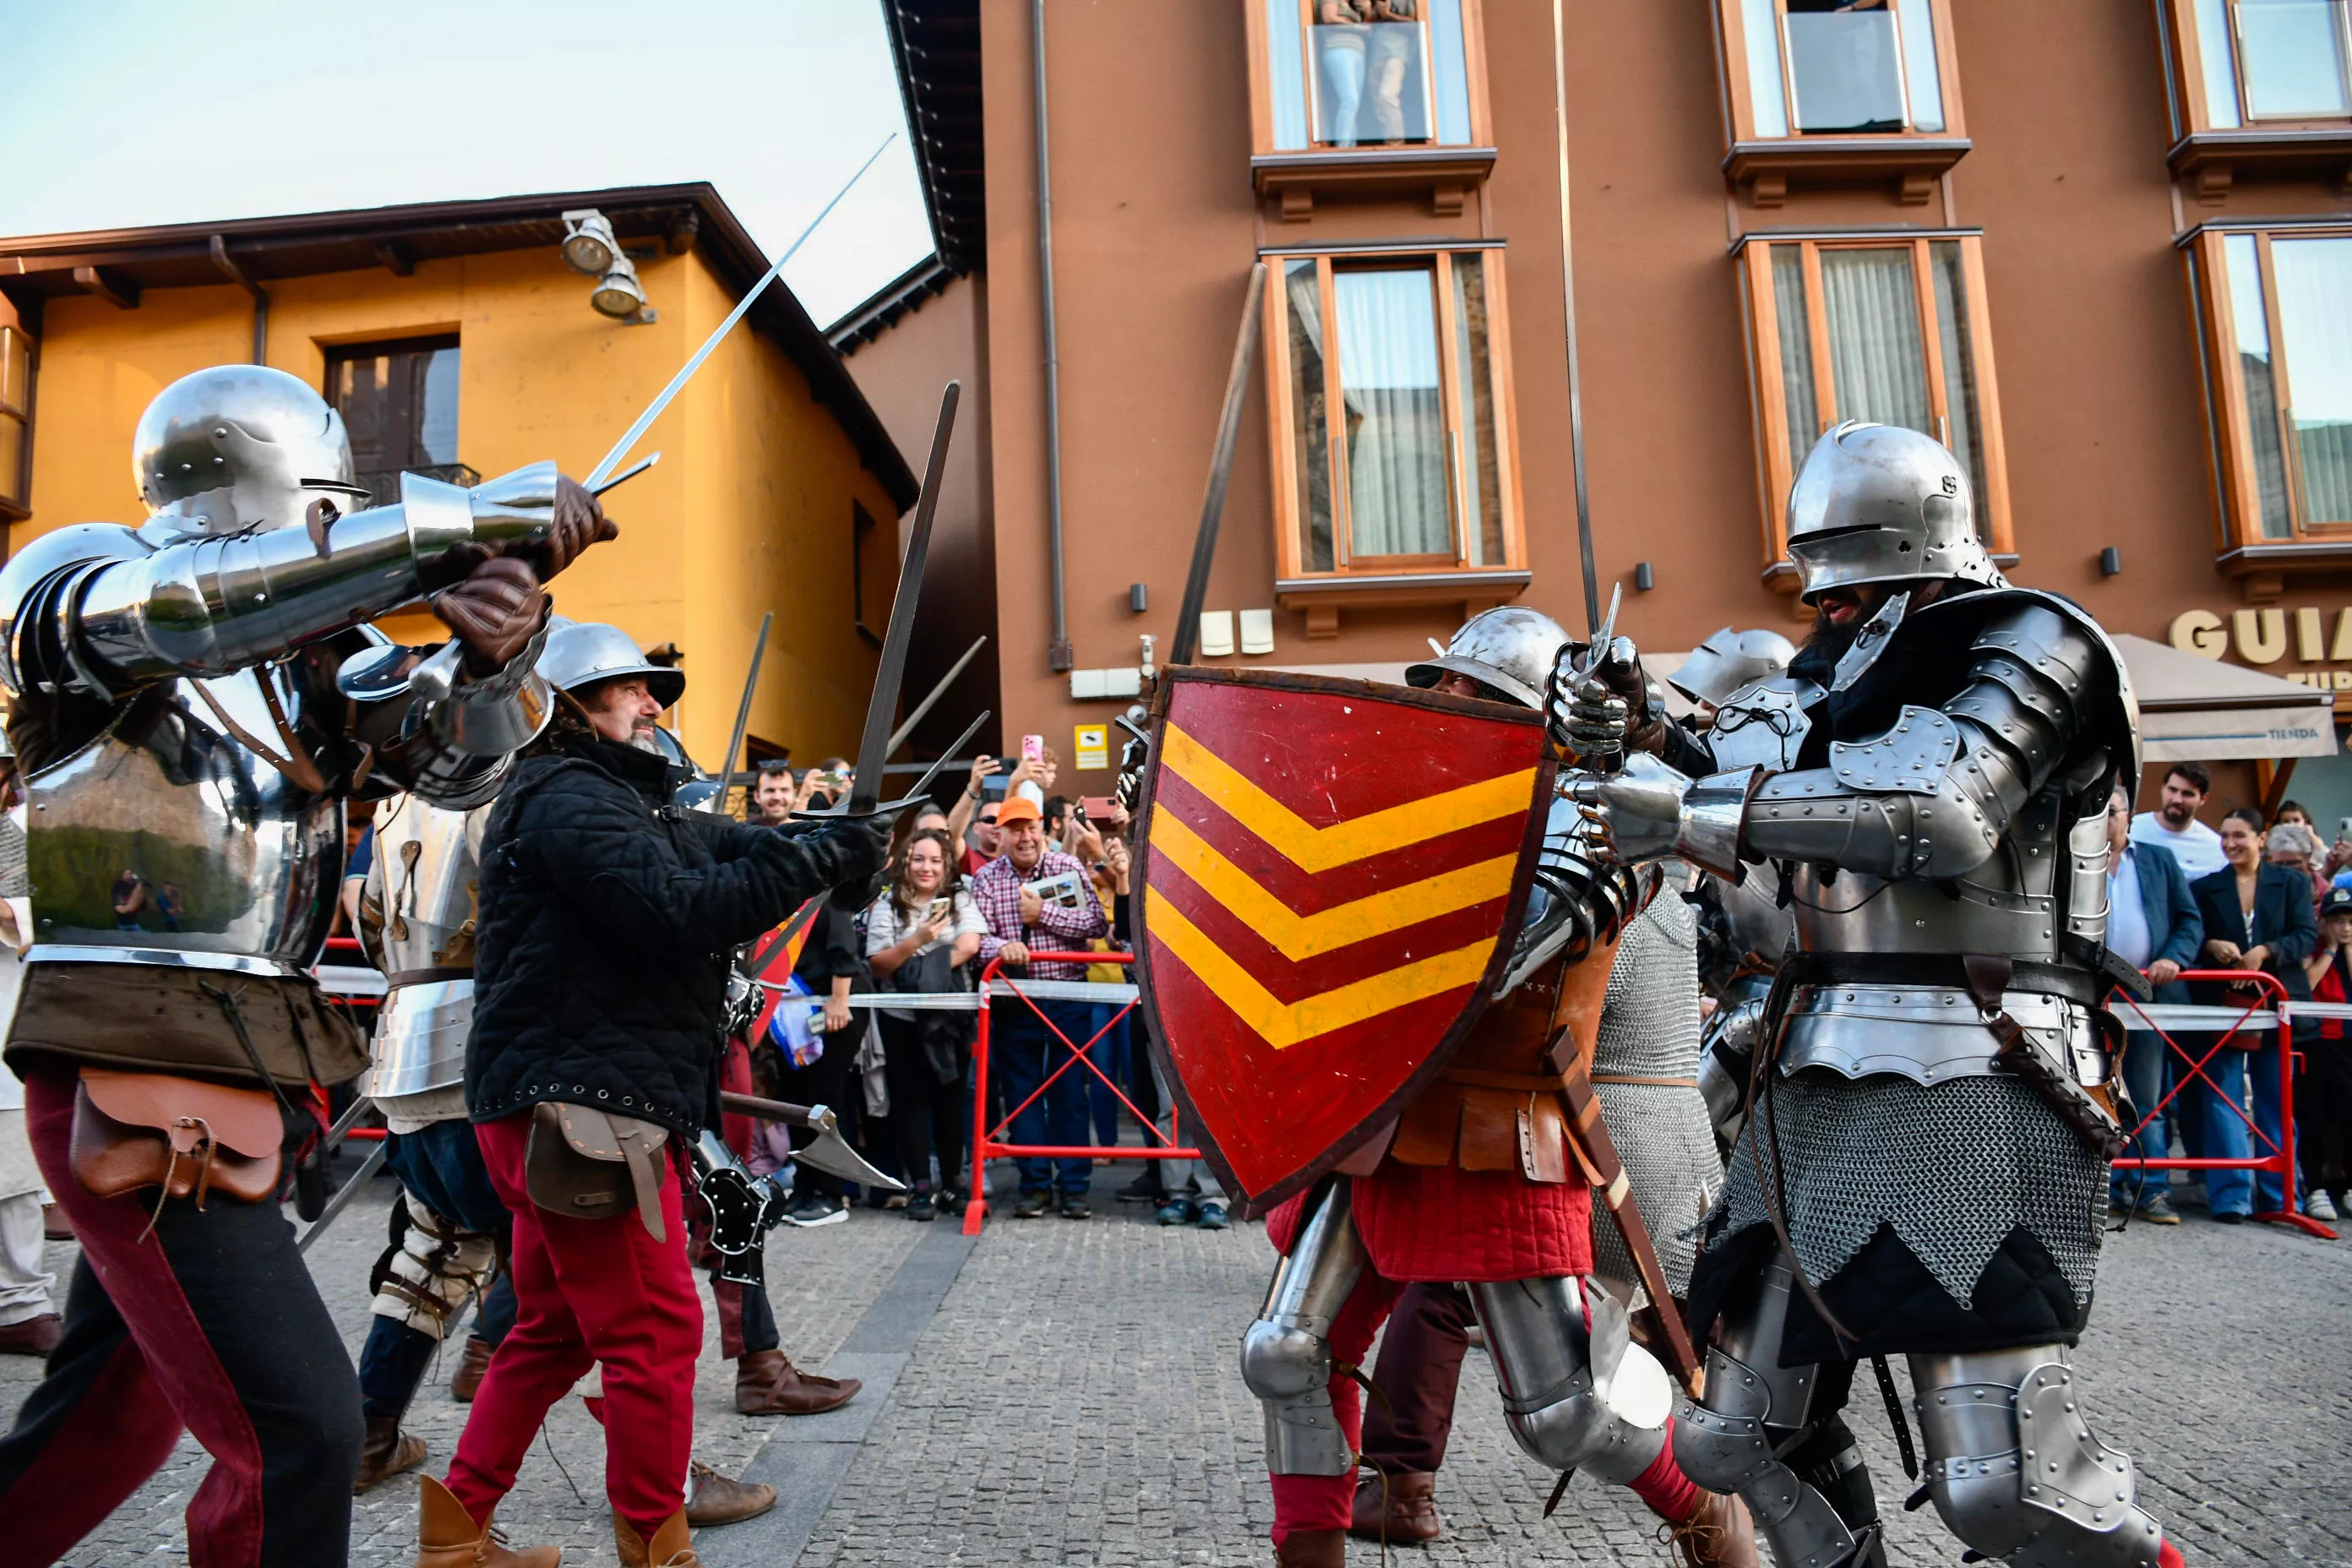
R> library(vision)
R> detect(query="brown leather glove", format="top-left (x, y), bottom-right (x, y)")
top-left (431, 557), bottom-right (549, 674)
top-left (524, 475), bottom-right (618, 580)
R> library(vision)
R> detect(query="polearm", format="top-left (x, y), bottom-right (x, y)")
top-left (887, 635), bottom-right (986, 756)
top-left (1167, 263), bottom-right (1268, 668)
top-left (708, 611), bottom-right (774, 815)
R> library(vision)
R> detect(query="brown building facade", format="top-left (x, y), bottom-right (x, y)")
top-left (848, 0), bottom-right (2352, 824)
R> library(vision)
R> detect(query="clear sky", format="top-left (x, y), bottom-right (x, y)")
top-left (0, 0), bottom-right (934, 328)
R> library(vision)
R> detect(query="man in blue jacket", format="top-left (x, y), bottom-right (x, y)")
top-left (2105, 780), bottom-right (2202, 1222)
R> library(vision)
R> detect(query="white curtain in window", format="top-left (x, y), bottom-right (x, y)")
top-left (1335, 268), bottom-right (1451, 558)
top-left (2272, 235), bottom-right (2352, 524)
top-left (1820, 248), bottom-right (1932, 437)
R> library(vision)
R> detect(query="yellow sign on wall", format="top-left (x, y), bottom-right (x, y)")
top-left (1074, 723), bottom-right (1108, 770)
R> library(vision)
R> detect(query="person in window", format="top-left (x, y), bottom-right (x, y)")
top-left (2189, 807), bottom-right (2318, 1222)
top-left (2298, 887), bottom-right (2352, 1223)
top-left (867, 828), bottom-right (984, 1221)
top-left (1364, 0), bottom-right (1421, 143)
top-left (1314, 0), bottom-right (1372, 146)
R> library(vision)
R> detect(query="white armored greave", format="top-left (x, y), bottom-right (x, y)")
top-left (1467, 1273), bottom-right (1675, 1484)
top-left (1239, 1179), bottom-right (1367, 1476)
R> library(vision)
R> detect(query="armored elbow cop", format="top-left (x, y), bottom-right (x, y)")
top-left (60, 464), bottom-right (565, 696)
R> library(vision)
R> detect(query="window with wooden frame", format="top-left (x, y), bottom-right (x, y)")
top-left (324, 335), bottom-right (465, 508)
top-left (2182, 0), bottom-right (2352, 129)
top-left (1738, 232), bottom-right (2012, 578)
top-left (2187, 225), bottom-right (2352, 556)
top-left (1263, 247), bottom-right (1523, 589)
top-left (1718, 0), bottom-right (1967, 202)
top-left (0, 315), bottom-right (32, 521)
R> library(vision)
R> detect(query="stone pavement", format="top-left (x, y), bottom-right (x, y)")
top-left (8, 1157), bottom-right (2351, 1565)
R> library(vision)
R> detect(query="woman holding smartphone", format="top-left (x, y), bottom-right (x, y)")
top-left (867, 828), bottom-right (986, 1218)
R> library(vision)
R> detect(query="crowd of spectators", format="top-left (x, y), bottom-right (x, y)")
top-left (2124, 760), bottom-right (2352, 1227)
top-left (720, 749), bottom-right (1224, 1232)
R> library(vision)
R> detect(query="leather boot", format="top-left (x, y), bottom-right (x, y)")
top-left (683, 1460), bottom-right (775, 1527)
top-left (1667, 1491), bottom-right (1761, 1568)
top-left (450, 1337), bottom-right (495, 1402)
top-left (356, 1415), bottom-right (428, 1493)
top-left (614, 1509), bottom-right (700, 1567)
top-left (734, 1348), bottom-right (862, 1416)
top-left (1347, 1469), bottom-right (1440, 1544)
top-left (414, 1474), bottom-right (561, 1568)
top-left (1273, 1527), bottom-right (1346, 1567)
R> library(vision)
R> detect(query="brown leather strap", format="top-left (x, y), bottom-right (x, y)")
top-left (384, 966), bottom-right (471, 988)
top-left (1589, 1074), bottom-right (1700, 1087)
top-left (1436, 1064), bottom-right (1574, 1092)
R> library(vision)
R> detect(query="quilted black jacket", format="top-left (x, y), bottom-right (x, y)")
top-left (466, 733), bottom-right (884, 1137)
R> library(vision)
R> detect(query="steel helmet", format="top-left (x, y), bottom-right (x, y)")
top-left (1406, 605), bottom-right (1571, 710)
top-left (1669, 626), bottom-right (1797, 708)
top-left (132, 365), bottom-right (366, 537)
top-left (540, 621), bottom-right (685, 707)
top-left (1783, 421), bottom-right (2004, 602)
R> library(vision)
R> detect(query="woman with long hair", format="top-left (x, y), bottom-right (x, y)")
top-left (866, 827), bottom-right (984, 1218)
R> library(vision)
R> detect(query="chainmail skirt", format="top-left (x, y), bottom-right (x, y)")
top-left (1702, 1070), bottom-right (2105, 1350)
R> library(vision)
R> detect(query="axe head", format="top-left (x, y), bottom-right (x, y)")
top-left (793, 1103), bottom-right (908, 1194)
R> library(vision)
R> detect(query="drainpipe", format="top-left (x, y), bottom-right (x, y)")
top-left (209, 235), bottom-right (269, 365)
top-left (1034, 0), bottom-right (1072, 672)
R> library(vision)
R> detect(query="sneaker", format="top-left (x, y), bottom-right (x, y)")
top-left (907, 1190), bottom-right (938, 1222)
top-left (2138, 1194), bottom-right (2181, 1225)
top-left (1117, 1172), bottom-right (1167, 1205)
top-left (784, 1194), bottom-right (847, 1228)
top-left (1013, 1190), bottom-right (1053, 1219)
top-left (1157, 1197), bottom-right (1195, 1226)
top-left (883, 1192), bottom-right (911, 1211)
top-left (1195, 1201), bottom-right (1229, 1230)
top-left (1059, 1195), bottom-right (1092, 1220)
top-left (2306, 1190), bottom-right (2340, 1222)
top-left (2213, 1210), bottom-right (2246, 1226)
top-left (936, 1186), bottom-right (966, 1217)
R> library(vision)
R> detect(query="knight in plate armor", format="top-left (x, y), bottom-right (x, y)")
top-left (0, 364), bottom-right (611, 1568)
top-left (1566, 421), bottom-right (2183, 1568)
top-left (1240, 607), bottom-right (1758, 1568)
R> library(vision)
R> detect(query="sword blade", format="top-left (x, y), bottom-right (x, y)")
top-left (582, 137), bottom-right (896, 490)
top-left (873, 708), bottom-right (989, 814)
top-left (886, 635), bottom-right (987, 757)
top-left (296, 1139), bottom-right (389, 1255)
top-left (848, 382), bottom-right (961, 813)
top-left (710, 611), bottom-right (773, 815)
top-left (1168, 263), bottom-right (1269, 668)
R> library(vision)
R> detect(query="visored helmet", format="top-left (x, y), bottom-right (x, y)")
top-left (1406, 605), bottom-right (1571, 710)
top-left (132, 365), bottom-right (367, 537)
top-left (540, 621), bottom-right (685, 707)
top-left (1783, 421), bottom-right (2004, 602)
top-left (1669, 626), bottom-right (1797, 707)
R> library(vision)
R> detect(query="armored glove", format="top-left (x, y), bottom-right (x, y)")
top-left (1115, 726), bottom-right (1150, 814)
top-left (1567, 754), bottom-right (1754, 879)
top-left (432, 472), bottom-right (618, 587)
top-left (1546, 635), bottom-right (1665, 766)
top-left (431, 557), bottom-right (550, 674)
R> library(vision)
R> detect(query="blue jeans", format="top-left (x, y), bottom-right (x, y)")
top-left (2184, 1044), bottom-right (2257, 1216)
top-left (2249, 1037), bottom-right (2297, 1213)
top-left (1084, 1004), bottom-right (1134, 1150)
top-left (994, 998), bottom-right (1093, 1196)
top-left (2110, 1029), bottom-right (2170, 1207)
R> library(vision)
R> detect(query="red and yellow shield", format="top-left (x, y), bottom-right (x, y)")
top-left (1135, 668), bottom-right (1550, 1207)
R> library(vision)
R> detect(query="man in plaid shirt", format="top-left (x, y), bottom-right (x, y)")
top-left (971, 794), bottom-right (1109, 1217)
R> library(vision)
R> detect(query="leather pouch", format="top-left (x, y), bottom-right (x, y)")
top-left (525, 1102), bottom-right (670, 1241)
top-left (68, 1069), bottom-right (283, 1206)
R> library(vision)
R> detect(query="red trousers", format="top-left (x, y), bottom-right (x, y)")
top-left (445, 1112), bottom-right (701, 1538)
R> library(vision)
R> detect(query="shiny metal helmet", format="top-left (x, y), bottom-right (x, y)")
top-left (1669, 626), bottom-right (1797, 708)
top-left (132, 365), bottom-right (367, 538)
top-left (539, 620), bottom-right (685, 707)
top-left (1783, 421), bottom-right (2005, 602)
top-left (1406, 605), bottom-right (1571, 710)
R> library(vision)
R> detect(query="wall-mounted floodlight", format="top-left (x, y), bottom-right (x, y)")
top-left (560, 210), bottom-right (619, 275)
top-left (591, 256), bottom-right (649, 319)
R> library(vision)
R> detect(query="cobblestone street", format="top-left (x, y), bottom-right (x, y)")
top-left (9, 1157), bottom-right (2350, 1567)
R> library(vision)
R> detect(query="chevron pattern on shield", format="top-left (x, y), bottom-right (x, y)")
top-left (1135, 667), bottom-right (1550, 1207)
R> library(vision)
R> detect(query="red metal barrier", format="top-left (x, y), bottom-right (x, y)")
top-left (2109, 967), bottom-right (2336, 1239)
top-left (963, 951), bottom-right (1200, 1234)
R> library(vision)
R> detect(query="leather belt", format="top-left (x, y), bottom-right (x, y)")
top-left (384, 966), bottom-right (472, 988)
top-left (1788, 950), bottom-right (2098, 1008)
top-left (1435, 1064), bottom-right (1573, 1093)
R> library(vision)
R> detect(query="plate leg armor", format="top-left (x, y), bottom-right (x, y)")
top-left (1910, 1348), bottom-right (2166, 1565)
top-left (1674, 1259), bottom-right (1886, 1568)
top-left (372, 1192), bottom-right (497, 1338)
top-left (1467, 1275), bottom-right (1673, 1484)
top-left (1239, 1179), bottom-right (1366, 1476)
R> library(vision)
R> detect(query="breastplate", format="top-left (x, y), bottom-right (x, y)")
top-left (362, 798), bottom-right (482, 1100)
top-left (24, 666), bottom-right (340, 977)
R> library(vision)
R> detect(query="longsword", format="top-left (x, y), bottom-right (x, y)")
top-left (709, 611), bottom-right (773, 815)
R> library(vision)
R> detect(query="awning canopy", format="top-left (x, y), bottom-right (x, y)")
top-left (2113, 633), bottom-right (2339, 761)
